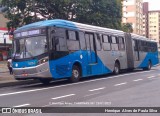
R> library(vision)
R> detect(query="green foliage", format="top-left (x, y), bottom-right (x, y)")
top-left (0, 0), bottom-right (122, 30)
top-left (122, 23), bottom-right (133, 33)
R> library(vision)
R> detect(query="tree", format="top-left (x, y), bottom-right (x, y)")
top-left (122, 23), bottom-right (133, 33)
top-left (75, 0), bottom-right (122, 29)
top-left (0, 0), bottom-right (122, 30)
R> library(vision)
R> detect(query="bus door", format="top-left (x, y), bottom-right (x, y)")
top-left (85, 33), bottom-right (97, 64)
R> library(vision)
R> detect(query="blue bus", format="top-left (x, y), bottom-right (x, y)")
top-left (12, 19), bottom-right (159, 84)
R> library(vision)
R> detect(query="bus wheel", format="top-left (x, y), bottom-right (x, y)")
top-left (39, 79), bottom-right (51, 85)
top-left (144, 61), bottom-right (152, 70)
top-left (113, 62), bottom-right (120, 75)
top-left (69, 65), bottom-right (81, 83)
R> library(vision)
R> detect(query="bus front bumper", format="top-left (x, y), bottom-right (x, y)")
top-left (13, 62), bottom-right (52, 80)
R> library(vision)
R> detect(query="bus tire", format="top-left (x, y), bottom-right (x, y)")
top-left (39, 79), bottom-right (51, 85)
top-left (113, 62), bottom-right (120, 75)
top-left (69, 65), bottom-right (81, 83)
top-left (144, 61), bottom-right (152, 70)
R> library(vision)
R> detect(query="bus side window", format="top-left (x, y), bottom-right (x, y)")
top-left (67, 30), bottom-right (80, 51)
top-left (79, 32), bottom-right (86, 50)
top-left (111, 36), bottom-right (118, 51)
top-left (96, 34), bottom-right (102, 51)
top-left (52, 37), bottom-right (67, 51)
top-left (118, 37), bottom-right (125, 51)
top-left (102, 35), bottom-right (111, 51)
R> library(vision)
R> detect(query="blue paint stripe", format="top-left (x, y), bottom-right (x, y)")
top-left (138, 52), bottom-right (159, 68)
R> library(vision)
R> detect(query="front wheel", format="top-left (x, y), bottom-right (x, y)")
top-left (69, 65), bottom-right (81, 83)
top-left (39, 79), bottom-right (52, 85)
top-left (113, 62), bottom-right (120, 75)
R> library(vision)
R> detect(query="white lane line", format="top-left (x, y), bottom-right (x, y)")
top-left (84, 92), bottom-right (100, 97)
top-left (52, 94), bottom-right (75, 100)
top-left (89, 87), bottom-right (105, 92)
top-left (114, 82), bottom-right (127, 87)
top-left (133, 79), bottom-right (143, 82)
top-left (0, 70), bottom-right (154, 97)
top-left (147, 76), bottom-right (155, 79)
top-left (13, 104), bottom-right (30, 107)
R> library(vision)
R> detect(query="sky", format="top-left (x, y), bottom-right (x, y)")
top-left (143, 0), bottom-right (160, 10)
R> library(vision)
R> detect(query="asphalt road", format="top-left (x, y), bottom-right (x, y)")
top-left (0, 66), bottom-right (160, 116)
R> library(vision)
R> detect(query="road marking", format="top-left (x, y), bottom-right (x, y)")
top-left (0, 70), bottom-right (155, 97)
top-left (52, 94), bottom-right (75, 100)
top-left (89, 87), bottom-right (105, 92)
top-left (147, 76), bottom-right (155, 79)
top-left (133, 79), bottom-right (143, 82)
top-left (13, 104), bottom-right (30, 107)
top-left (84, 92), bottom-right (100, 97)
top-left (114, 82), bottom-right (127, 87)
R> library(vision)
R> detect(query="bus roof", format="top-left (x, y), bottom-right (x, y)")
top-left (14, 19), bottom-right (156, 42)
top-left (131, 33), bottom-right (156, 42)
top-left (14, 19), bottom-right (124, 36)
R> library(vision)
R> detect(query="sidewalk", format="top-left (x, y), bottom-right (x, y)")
top-left (0, 61), bottom-right (38, 87)
top-left (0, 61), bottom-right (9, 73)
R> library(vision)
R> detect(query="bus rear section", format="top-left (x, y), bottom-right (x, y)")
top-left (125, 33), bottom-right (159, 70)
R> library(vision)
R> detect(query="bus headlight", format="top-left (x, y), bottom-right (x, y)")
top-left (38, 57), bottom-right (49, 65)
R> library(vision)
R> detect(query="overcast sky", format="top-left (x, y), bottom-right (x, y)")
top-left (143, 0), bottom-right (160, 11)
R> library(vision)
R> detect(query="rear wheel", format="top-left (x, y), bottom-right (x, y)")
top-left (113, 62), bottom-right (120, 75)
top-left (143, 61), bottom-right (152, 70)
top-left (39, 79), bottom-right (51, 85)
top-left (69, 65), bottom-right (81, 83)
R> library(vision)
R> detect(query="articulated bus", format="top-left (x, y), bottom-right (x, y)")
top-left (12, 19), bottom-right (159, 84)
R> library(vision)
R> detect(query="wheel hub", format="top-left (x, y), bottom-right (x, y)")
top-left (73, 70), bottom-right (79, 78)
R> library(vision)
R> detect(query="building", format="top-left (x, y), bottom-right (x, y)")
top-left (0, 13), bottom-right (9, 28)
top-left (0, 12), bottom-right (12, 61)
top-left (122, 0), bottom-right (143, 35)
top-left (142, 2), bottom-right (149, 38)
top-left (0, 28), bottom-right (12, 61)
top-left (148, 10), bottom-right (160, 46)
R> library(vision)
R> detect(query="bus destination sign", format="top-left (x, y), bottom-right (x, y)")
top-left (15, 29), bottom-right (41, 38)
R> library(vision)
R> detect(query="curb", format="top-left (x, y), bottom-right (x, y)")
top-left (0, 71), bottom-right (9, 73)
top-left (0, 80), bottom-right (40, 88)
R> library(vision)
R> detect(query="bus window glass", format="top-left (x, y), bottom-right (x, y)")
top-left (67, 40), bottom-right (80, 51)
top-left (13, 36), bottom-right (47, 59)
top-left (68, 31), bottom-right (76, 40)
top-left (102, 35), bottom-right (110, 51)
top-left (111, 36), bottom-right (118, 51)
top-left (52, 37), bottom-right (67, 51)
top-left (111, 36), bottom-right (117, 44)
top-left (67, 31), bottom-right (80, 51)
top-left (118, 37), bottom-right (125, 51)
top-left (79, 32), bottom-right (86, 50)
top-left (96, 34), bottom-right (101, 51)
top-left (90, 34), bottom-right (94, 50)
top-left (85, 34), bottom-right (90, 50)
top-left (103, 35), bottom-right (109, 43)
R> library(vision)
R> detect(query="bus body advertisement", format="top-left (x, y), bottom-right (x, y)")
top-left (12, 19), bottom-right (159, 84)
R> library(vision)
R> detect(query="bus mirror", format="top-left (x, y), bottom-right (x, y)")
top-left (51, 30), bottom-right (56, 34)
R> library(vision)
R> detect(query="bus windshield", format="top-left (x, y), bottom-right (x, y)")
top-left (13, 36), bottom-right (47, 59)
